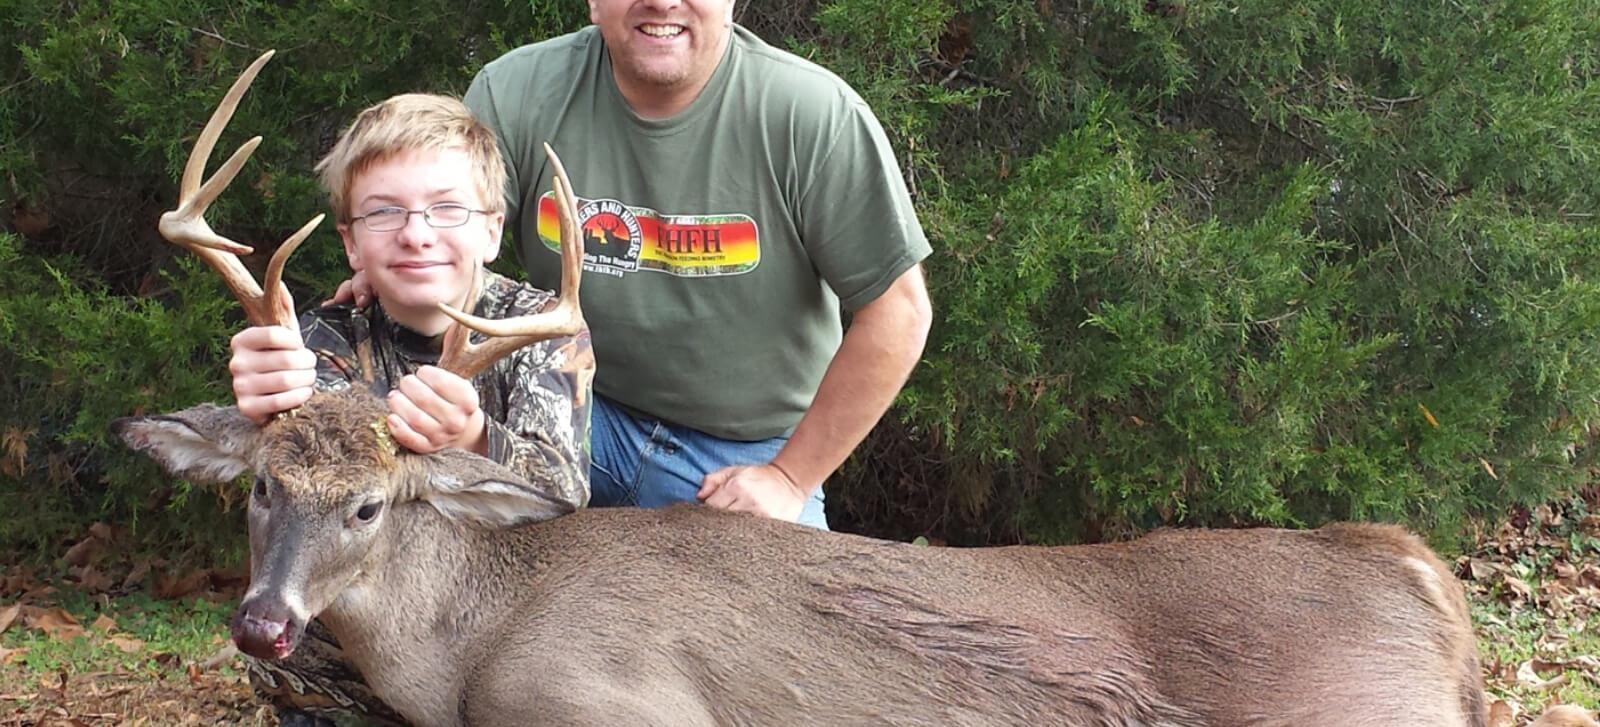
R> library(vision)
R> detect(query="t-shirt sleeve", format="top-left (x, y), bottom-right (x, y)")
top-left (798, 98), bottom-right (933, 312)
top-left (465, 70), bottom-right (523, 238)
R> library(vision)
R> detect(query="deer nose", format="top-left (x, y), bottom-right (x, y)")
top-left (231, 600), bottom-right (303, 660)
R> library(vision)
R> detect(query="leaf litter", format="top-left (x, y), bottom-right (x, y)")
top-left (2, 522), bottom-right (262, 725)
top-left (1462, 496), bottom-right (1600, 723)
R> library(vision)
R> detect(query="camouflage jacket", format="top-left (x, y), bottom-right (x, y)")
top-left (298, 271), bottom-right (592, 509)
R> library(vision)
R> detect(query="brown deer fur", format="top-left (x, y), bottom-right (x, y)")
top-left (116, 388), bottom-right (1493, 727)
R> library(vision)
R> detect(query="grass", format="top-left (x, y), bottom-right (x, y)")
top-left (1476, 599), bottom-right (1600, 707)
top-left (2, 592), bottom-right (234, 678)
top-left (1, 570), bottom-right (264, 725)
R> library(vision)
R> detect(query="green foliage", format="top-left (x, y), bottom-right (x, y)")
top-left (816, 0), bottom-right (1600, 545)
top-left (2, 0), bottom-right (1597, 555)
top-left (0, 0), bottom-right (582, 294)
top-left (0, 232), bottom-right (245, 557)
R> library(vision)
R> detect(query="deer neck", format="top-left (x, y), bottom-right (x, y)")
top-left (316, 501), bottom-right (512, 726)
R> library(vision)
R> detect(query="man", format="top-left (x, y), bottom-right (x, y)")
top-left (463, 0), bottom-right (932, 530)
top-left (337, 0), bottom-right (932, 530)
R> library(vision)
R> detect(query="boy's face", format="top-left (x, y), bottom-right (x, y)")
top-left (337, 147), bottom-right (503, 333)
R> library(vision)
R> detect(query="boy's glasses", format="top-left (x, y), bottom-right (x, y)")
top-left (351, 203), bottom-right (488, 232)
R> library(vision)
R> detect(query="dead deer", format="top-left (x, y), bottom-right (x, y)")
top-left (117, 51), bottom-right (1497, 727)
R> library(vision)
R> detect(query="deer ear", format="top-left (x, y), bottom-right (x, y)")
top-left (411, 449), bottom-right (577, 527)
top-left (111, 404), bottom-right (259, 484)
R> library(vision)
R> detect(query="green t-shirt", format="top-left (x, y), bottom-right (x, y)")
top-left (466, 25), bottom-right (931, 440)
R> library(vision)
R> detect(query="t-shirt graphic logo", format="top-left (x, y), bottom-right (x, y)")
top-left (538, 193), bottom-right (761, 278)
top-left (575, 199), bottom-right (643, 276)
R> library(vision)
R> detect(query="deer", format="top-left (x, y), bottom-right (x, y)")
top-left (115, 51), bottom-right (1498, 727)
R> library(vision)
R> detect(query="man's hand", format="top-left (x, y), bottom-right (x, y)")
top-left (698, 464), bottom-right (808, 521)
top-left (322, 269), bottom-right (374, 308)
top-left (230, 324), bottom-right (317, 425)
top-left (386, 365), bottom-right (488, 455)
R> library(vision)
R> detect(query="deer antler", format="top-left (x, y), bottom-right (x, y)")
top-left (437, 143), bottom-right (585, 380)
top-left (157, 49), bottom-right (323, 329)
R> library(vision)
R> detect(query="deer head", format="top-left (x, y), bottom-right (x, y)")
top-left (115, 50), bottom-right (586, 661)
top-left (113, 391), bottom-right (573, 659)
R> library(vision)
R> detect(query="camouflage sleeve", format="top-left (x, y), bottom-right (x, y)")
top-left (298, 309), bottom-right (362, 393)
top-left (483, 327), bottom-right (594, 510)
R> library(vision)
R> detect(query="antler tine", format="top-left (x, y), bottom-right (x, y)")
top-left (437, 143), bottom-right (586, 380)
top-left (180, 50), bottom-right (273, 205)
top-left (156, 49), bottom-right (321, 330)
top-left (261, 212), bottom-right (325, 322)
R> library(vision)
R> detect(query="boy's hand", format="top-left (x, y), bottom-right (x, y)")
top-left (230, 324), bottom-right (317, 425)
top-left (386, 366), bottom-right (488, 455)
top-left (322, 269), bottom-right (374, 309)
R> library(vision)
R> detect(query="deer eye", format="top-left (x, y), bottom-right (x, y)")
top-left (354, 501), bottom-right (383, 524)
top-left (252, 476), bottom-right (269, 504)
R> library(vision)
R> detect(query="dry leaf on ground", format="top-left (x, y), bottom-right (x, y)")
top-left (25, 606), bottom-right (85, 640)
top-left (0, 602), bottom-right (20, 634)
top-left (1518, 659), bottom-right (1571, 691)
top-left (73, 565), bottom-right (114, 594)
top-left (108, 635), bottom-right (146, 654)
top-left (62, 537), bottom-right (101, 568)
top-left (1487, 699), bottom-right (1515, 727)
top-left (120, 558), bottom-right (154, 592)
top-left (1504, 574), bottom-right (1535, 602)
top-left (154, 570), bottom-right (210, 600)
top-left (1581, 515), bottom-right (1600, 536)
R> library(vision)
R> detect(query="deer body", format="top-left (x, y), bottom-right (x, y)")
top-left (307, 479), bottom-right (1485, 726)
top-left (116, 391), bottom-right (1485, 726)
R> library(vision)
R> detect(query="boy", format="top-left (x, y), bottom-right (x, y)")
top-left (228, 93), bottom-right (592, 726)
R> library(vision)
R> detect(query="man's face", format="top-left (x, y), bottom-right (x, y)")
top-left (336, 147), bottom-right (504, 333)
top-left (589, 0), bottom-right (736, 100)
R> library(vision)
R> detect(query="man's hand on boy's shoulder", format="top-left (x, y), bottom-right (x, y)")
top-left (385, 365), bottom-right (488, 456)
top-left (230, 325), bottom-right (317, 425)
top-left (322, 269), bottom-right (374, 309)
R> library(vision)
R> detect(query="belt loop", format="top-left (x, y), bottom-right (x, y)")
top-left (648, 422), bottom-right (679, 454)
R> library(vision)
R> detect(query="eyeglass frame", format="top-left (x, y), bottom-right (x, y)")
top-left (348, 202), bottom-right (492, 232)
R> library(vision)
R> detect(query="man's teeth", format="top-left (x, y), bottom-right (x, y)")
top-left (640, 25), bottom-right (683, 37)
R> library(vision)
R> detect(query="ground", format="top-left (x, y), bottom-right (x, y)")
top-left (2, 506), bottom-right (1598, 727)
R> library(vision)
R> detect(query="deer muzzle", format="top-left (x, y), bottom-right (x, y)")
top-left (231, 597), bottom-right (305, 660)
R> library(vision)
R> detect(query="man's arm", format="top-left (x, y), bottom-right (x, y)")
top-left (699, 264), bottom-right (932, 520)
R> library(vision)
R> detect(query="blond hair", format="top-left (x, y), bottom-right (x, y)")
top-left (315, 93), bottom-right (507, 222)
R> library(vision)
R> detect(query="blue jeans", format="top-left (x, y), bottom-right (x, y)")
top-left (589, 394), bottom-right (829, 530)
